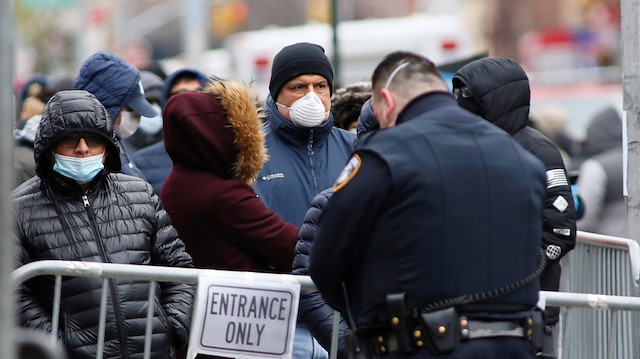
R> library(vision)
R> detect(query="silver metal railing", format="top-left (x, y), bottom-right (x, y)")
top-left (11, 261), bottom-right (318, 359)
top-left (555, 230), bottom-right (640, 359)
top-left (11, 230), bottom-right (640, 359)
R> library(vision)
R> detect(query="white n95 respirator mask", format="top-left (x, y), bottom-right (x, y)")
top-left (277, 91), bottom-right (329, 127)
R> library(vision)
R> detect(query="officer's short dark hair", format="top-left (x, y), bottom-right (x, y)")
top-left (371, 51), bottom-right (445, 95)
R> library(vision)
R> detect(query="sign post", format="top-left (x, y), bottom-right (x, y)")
top-left (621, 0), bottom-right (640, 243)
top-left (0, 0), bottom-right (15, 356)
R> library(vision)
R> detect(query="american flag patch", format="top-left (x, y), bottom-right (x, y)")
top-left (546, 169), bottom-right (568, 189)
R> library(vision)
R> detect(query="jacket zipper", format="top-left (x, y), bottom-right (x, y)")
top-left (82, 195), bottom-right (130, 359)
top-left (307, 130), bottom-right (319, 194)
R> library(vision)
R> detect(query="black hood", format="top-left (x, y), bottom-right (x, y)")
top-left (453, 57), bottom-right (530, 135)
top-left (34, 90), bottom-right (121, 179)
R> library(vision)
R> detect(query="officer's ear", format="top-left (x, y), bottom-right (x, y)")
top-left (379, 88), bottom-right (398, 128)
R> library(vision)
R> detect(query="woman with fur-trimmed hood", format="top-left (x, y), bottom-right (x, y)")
top-left (161, 79), bottom-right (299, 272)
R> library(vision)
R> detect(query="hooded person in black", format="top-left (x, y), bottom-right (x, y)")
top-left (453, 57), bottom-right (577, 357)
top-left (12, 90), bottom-right (194, 359)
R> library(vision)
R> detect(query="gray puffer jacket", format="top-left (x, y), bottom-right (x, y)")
top-left (12, 90), bottom-right (194, 359)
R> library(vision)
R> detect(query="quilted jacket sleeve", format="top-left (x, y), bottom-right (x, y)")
top-left (150, 190), bottom-right (195, 350)
top-left (293, 188), bottom-right (348, 358)
top-left (13, 212), bottom-right (61, 338)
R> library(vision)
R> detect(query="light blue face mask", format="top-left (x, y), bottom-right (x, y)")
top-left (137, 103), bottom-right (163, 135)
top-left (53, 152), bottom-right (105, 184)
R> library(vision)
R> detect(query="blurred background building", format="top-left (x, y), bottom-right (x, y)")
top-left (14, 0), bottom-right (622, 105)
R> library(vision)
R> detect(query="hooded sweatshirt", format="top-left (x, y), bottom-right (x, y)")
top-left (160, 81), bottom-right (299, 272)
top-left (454, 57), bottom-right (577, 325)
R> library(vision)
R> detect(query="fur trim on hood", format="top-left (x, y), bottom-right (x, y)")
top-left (205, 80), bottom-right (268, 184)
top-left (163, 79), bottom-right (268, 184)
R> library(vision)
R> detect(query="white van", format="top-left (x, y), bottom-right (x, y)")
top-left (218, 13), bottom-right (476, 100)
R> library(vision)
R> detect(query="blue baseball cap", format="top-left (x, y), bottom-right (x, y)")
top-left (74, 51), bottom-right (158, 122)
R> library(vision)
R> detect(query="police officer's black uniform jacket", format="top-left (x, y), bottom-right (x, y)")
top-left (453, 58), bottom-right (577, 325)
top-left (310, 91), bottom-right (546, 329)
top-left (12, 90), bottom-right (195, 359)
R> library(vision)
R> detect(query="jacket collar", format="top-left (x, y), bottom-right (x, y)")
top-left (397, 91), bottom-right (458, 125)
top-left (265, 95), bottom-right (335, 146)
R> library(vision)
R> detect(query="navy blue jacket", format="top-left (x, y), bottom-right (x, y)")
top-left (253, 96), bottom-right (355, 226)
top-left (311, 92), bottom-right (546, 326)
top-left (293, 188), bottom-right (347, 357)
top-left (132, 140), bottom-right (172, 195)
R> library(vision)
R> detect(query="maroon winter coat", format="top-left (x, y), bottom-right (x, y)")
top-left (160, 81), bottom-right (299, 272)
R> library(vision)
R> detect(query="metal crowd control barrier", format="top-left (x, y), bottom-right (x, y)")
top-left (553, 230), bottom-right (640, 359)
top-left (11, 230), bottom-right (640, 359)
top-left (10, 261), bottom-right (324, 359)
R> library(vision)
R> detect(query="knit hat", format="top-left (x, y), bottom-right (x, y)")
top-left (269, 42), bottom-right (333, 100)
top-left (74, 51), bottom-right (158, 122)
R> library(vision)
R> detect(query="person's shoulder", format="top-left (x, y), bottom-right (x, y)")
top-left (12, 176), bottom-right (43, 200)
top-left (331, 126), bottom-right (356, 138)
top-left (132, 141), bottom-right (167, 159)
top-left (329, 126), bottom-right (356, 149)
top-left (109, 172), bottom-right (154, 193)
top-left (515, 126), bottom-right (567, 167)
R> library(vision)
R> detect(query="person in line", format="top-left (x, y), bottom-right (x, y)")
top-left (73, 51), bottom-right (159, 180)
top-left (121, 70), bottom-right (166, 152)
top-left (310, 51), bottom-right (547, 358)
top-left (160, 68), bottom-right (206, 107)
top-left (160, 78), bottom-right (299, 272)
top-left (132, 68), bottom-right (207, 195)
top-left (15, 73), bottom-right (48, 129)
top-left (253, 42), bottom-right (356, 359)
top-left (574, 106), bottom-right (625, 237)
top-left (330, 81), bottom-right (372, 132)
top-left (293, 99), bottom-right (377, 358)
top-left (452, 57), bottom-right (577, 357)
top-left (251, 41), bottom-right (357, 358)
top-left (13, 90), bottom-right (194, 359)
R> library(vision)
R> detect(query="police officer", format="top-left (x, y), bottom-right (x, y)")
top-left (309, 51), bottom-right (547, 358)
top-left (452, 57), bottom-right (577, 358)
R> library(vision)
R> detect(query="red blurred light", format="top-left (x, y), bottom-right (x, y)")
top-left (441, 40), bottom-right (457, 51)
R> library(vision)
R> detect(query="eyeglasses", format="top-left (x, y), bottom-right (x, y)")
top-left (453, 86), bottom-right (472, 100)
top-left (57, 132), bottom-right (105, 148)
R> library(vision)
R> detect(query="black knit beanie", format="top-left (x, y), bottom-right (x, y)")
top-left (269, 42), bottom-right (334, 100)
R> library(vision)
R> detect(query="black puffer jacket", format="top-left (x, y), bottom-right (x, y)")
top-left (292, 188), bottom-right (347, 357)
top-left (454, 58), bottom-right (577, 325)
top-left (12, 90), bottom-right (195, 359)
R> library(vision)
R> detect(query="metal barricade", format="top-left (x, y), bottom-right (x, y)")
top-left (11, 261), bottom-right (320, 359)
top-left (554, 230), bottom-right (640, 359)
top-left (12, 230), bottom-right (640, 359)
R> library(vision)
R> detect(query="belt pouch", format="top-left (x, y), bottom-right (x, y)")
top-left (386, 293), bottom-right (414, 353)
top-left (419, 307), bottom-right (459, 355)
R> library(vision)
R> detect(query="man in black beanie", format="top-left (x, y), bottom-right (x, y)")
top-left (253, 42), bottom-right (356, 359)
top-left (254, 42), bottom-right (355, 227)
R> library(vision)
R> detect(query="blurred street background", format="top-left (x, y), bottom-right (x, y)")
top-left (13, 0), bottom-right (622, 137)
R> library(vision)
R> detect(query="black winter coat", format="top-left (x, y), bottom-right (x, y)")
top-left (454, 58), bottom-right (577, 325)
top-left (12, 90), bottom-right (195, 359)
top-left (292, 188), bottom-right (347, 357)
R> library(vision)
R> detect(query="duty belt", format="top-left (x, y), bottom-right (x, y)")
top-left (345, 294), bottom-right (544, 358)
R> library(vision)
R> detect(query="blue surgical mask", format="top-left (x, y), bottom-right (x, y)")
top-left (138, 103), bottom-right (163, 135)
top-left (53, 152), bottom-right (105, 184)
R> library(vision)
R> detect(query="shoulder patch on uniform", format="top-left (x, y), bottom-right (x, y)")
top-left (546, 169), bottom-right (568, 189)
top-left (333, 154), bottom-right (362, 192)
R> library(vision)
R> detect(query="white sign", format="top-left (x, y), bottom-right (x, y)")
top-left (188, 271), bottom-right (300, 359)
